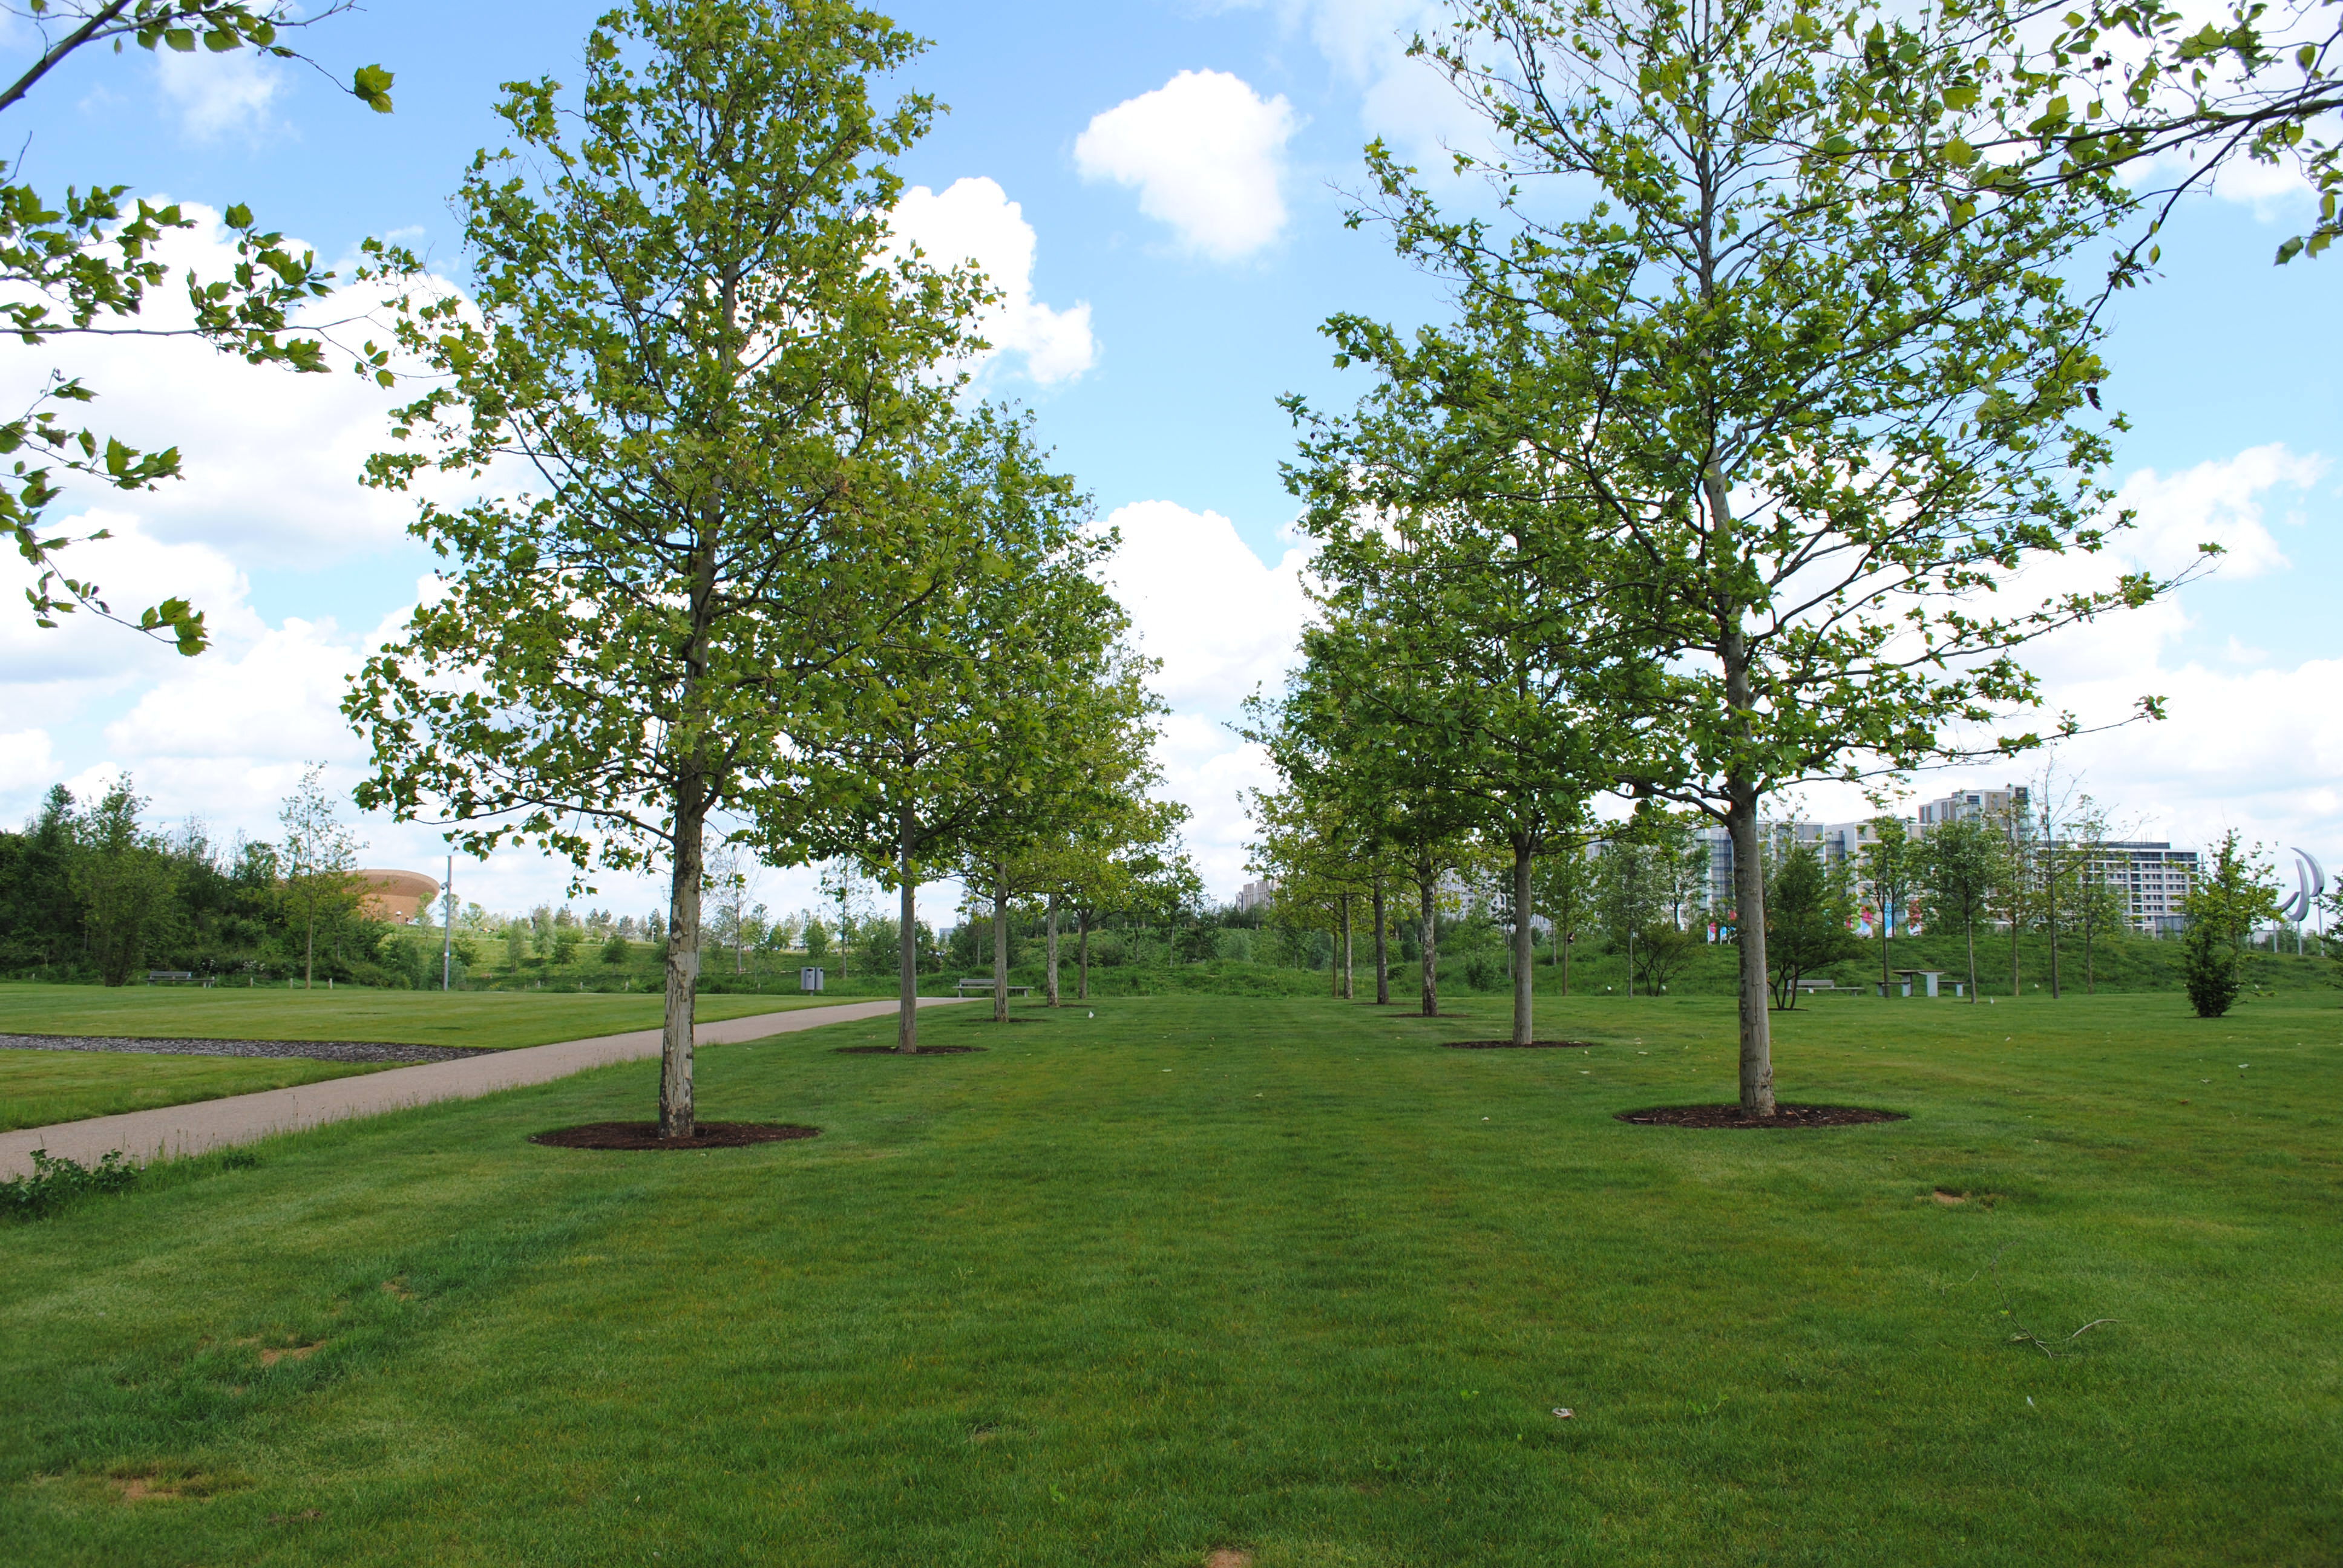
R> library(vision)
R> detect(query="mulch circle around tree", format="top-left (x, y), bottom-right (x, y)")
top-left (1443, 1039), bottom-right (1598, 1050)
top-left (1614, 1104), bottom-right (1908, 1130)
top-left (832, 1045), bottom-right (988, 1054)
top-left (528, 1122), bottom-right (821, 1151)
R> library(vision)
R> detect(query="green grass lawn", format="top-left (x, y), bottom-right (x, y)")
top-left (0, 984), bottom-right (833, 1050)
top-left (2, 990), bottom-right (2336, 1566)
top-left (0, 1050), bottom-right (404, 1133)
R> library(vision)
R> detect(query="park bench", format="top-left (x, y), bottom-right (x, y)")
top-left (954, 977), bottom-right (1032, 997)
top-left (1793, 978), bottom-right (1841, 993)
top-left (144, 970), bottom-right (194, 984)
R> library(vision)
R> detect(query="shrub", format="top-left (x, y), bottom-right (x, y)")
top-left (2182, 916), bottom-right (2241, 1019)
top-left (1, 1148), bottom-right (139, 1221)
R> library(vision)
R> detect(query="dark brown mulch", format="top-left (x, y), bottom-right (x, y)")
top-left (1443, 1039), bottom-right (1598, 1050)
top-left (528, 1122), bottom-right (821, 1151)
top-left (1614, 1104), bottom-right (1908, 1129)
top-left (832, 1044), bottom-right (988, 1055)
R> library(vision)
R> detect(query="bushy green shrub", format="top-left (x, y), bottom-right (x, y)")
top-left (1, 1148), bottom-right (138, 1221)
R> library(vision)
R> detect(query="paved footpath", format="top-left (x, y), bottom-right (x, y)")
top-left (1, 998), bottom-right (968, 1179)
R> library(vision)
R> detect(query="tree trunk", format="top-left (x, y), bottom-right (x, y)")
top-left (1879, 885), bottom-right (1891, 995)
top-left (1417, 864), bottom-right (1439, 1018)
top-left (1726, 783), bottom-right (1775, 1116)
top-left (896, 812), bottom-right (919, 1053)
top-left (661, 774), bottom-right (707, 1140)
top-left (304, 915), bottom-right (315, 990)
top-left (1077, 908), bottom-right (1091, 1001)
top-left (1965, 914), bottom-right (1978, 1002)
top-left (992, 868), bottom-right (1010, 1022)
top-left (1561, 932), bottom-right (1571, 997)
top-left (1340, 896), bottom-right (1353, 1001)
top-left (1372, 875), bottom-right (1389, 1005)
top-left (1511, 838), bottom-right (1535, 1047)
top-left (1046, 891), bottom-right (1061, 1007)
top-left (2047, 874), bottom-right (2062, 999)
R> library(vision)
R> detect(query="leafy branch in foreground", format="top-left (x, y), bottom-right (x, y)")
top-left (1, 1), bottom-right (395, 653)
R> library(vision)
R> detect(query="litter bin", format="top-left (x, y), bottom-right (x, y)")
top-left (799, 967), bottom-right (825, 993)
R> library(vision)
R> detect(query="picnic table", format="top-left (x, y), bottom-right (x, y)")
top-left (1883, 969), bottom-right (1963, 998)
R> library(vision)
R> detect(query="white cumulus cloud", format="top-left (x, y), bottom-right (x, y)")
top-left (1093, 500), bottom-right (1314, 892)
top-left (888, 177), bottom-right (1096, 385)
top-left (1075, 71), bottom-right (1300, 261)
top-left (155, 47), bottom-right (285, 141)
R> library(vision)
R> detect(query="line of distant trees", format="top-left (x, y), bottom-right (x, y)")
top-left (0, 770), bottom-right (434, 988)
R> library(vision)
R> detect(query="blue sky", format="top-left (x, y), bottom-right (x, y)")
top-left (2, 0), bottom-right (2338, 923)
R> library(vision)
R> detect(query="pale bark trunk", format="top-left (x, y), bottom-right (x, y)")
top-left (1727, 786), bottom-right (1775, 1116)
top-left (1372, 875), bottom-right (1390, 1005)
top-left (1512, 839), bottom-right (1535, 1047)
top-left (1340, 897), bottom-right (1353, 1001)
top-left (992, 869), bottom-right (1009, 1022)
top-left (304, 919), bottom-right (315, 990)
top-left (1077, 909), bottom-right (1090, 1001)
top-left (1966, 915), bottom-right (1979, 1002)
top-left (1046, 892), bottom-right (1061, 1006)
top-left (660, 777), bottom-right (707, 1140)
top-left (896, 813), bottom-right (919, 1053)
top-left (2047, 867), bottom-right (2062, 999)
top-left (1418, 866), bottom-right (1439, 1018)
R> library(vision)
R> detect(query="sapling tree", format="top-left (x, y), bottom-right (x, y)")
top-left (1915, 815), bottom-right (2005, 999)
top-left (1856, 816), bottom-right (1917, 994)
top-left (1325, 0), bottom-right (2200, 1110)
top-left (2180, 829), bottom-right (2280, 1017)
top-left (346, 0), bottom-right (980, 1137)
top-left (276, 763), bottom-right (362, 990)
top-left (1763, 840), bottom-right (1860, 1007)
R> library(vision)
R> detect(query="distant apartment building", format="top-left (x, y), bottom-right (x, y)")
top-left (2081, 842), bottom-right (2201, 935)
top-left (1916, 785), bottom-right (2029, 828)
top-left (1236, 878), bottom-right (1277, 913)
top-left (1697, 785), bottom-right (2198, 936)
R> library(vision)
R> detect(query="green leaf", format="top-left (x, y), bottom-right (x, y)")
top-left (353, 64), bottom-right (396, 114)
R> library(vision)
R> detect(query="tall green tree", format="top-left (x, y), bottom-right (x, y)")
top-left (71, 774), bottom-right (175, 985)
top-left (346, 1), bottom-right (980, 1137)
top-left (795, 415), bottom-right (1160, 1047)
top-left (1285, 429), bottom-right (1622, 1042)
top-left (1329, 0), bottom-right (2197, 1109)
top-left (5, 1), bottom-right (397, 652)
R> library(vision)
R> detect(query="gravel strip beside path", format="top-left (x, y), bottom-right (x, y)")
top-left (0, 1034), bottom-right (497, 1064)
top-left (0, 998), bottom-right (971, 1177)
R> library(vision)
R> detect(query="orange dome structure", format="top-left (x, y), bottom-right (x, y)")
top-left (357, 869), bottom-right (441, 925)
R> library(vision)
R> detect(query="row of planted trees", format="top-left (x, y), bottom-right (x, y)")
top-left (341, 4), bottom-right (1190, 1137)
top-left (1238, 0), bottom-right (2233, 1112)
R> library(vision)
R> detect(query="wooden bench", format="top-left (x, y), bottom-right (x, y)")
top-left (953, 977), bottom-right (1032, 997)
top-left (1793, 978), bottom-right (1841, 993)
top-left (144, 970), bottom-right (195, 984)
